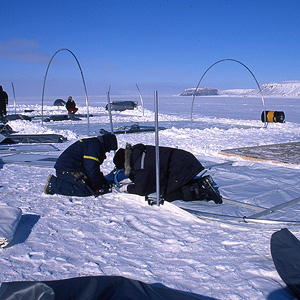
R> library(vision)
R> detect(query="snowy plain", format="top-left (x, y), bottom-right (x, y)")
top-left (1, 94), bottom-right (300, 299)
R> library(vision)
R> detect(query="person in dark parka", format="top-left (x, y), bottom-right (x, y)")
top-left (113, 143), bottom-right (211, 201)
top-left (113, 143), bottom-right (222, 203)
top-left (0, 86), bottom-right (8, 117)
top-left (66, 96), bottom-right (78, 115)
top-left (44, 133), bottom-right (118, 197)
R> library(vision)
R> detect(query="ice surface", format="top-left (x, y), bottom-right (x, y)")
top-left (0, 95), bottom-right (299, 299)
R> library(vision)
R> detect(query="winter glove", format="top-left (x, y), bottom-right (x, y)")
top-left (112, 184), bottom-right (128, 193)
top-left (119, 184), bottom-right (128, 193)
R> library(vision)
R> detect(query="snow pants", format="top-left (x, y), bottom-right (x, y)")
top-left (68, 108), bottom-right (78, 115)
top-left (0, 107), bottom-right (6, 117)
top-left (50, 172), bottom-right (93, 197)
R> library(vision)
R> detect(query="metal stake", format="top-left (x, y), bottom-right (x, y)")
top-left (136, 84), bottom-right (144, 116)
top-left (154, 91), bottom-right (160, 206)
top-left (107, 85), bottom-right (114, 134)
top-left (11, 82), bottom-right (16, 115)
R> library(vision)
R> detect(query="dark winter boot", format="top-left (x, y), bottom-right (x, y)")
top-left (196, 175), bottom-right (223, 204)
top-left (180, 182), bottom-right (208, 201)
top-left (44, 174), bottom-right (55, 195)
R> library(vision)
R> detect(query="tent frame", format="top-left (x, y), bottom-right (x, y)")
top-left (41, 48), bottom-right (90, 135)
top-left (190, 58), bottom-right (267, 128)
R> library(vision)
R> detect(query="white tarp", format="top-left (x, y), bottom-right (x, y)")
top-left (220, 141), bottom-right (300, 165)
top-left (173, 160), bottom-right (300, 223)
top-left (0, 206), bottom-right (22, 248)
top-left (0, 144), bottom-right (59, 155)
top-left (0, 154), bottom-right (58, 167)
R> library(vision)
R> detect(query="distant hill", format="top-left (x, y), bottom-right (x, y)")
top-left (180, 88), bottom-right (219, 96)
top-left (180, 81), bottom-right (300, 97)
top-left (260, 81), bottom-right (300, 97)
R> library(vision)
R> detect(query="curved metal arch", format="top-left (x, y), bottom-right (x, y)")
top-left (41, 48), bottom-right (90, 135)
top-left (190, 58), bottom-right (267, 128)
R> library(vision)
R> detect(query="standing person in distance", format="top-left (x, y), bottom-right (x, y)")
top-left (0, 86), bottom-right (8, 118)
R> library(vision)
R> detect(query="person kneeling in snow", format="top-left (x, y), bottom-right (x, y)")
top-left (66, 96), bottom-right (78, 116)
top-left (112, 143), bottom-right (222, 204)
top-left (44, 133), bottom-right (118, 197)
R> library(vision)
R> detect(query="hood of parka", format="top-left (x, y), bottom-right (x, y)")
top-left (98, 133), bottom-right (118, 152)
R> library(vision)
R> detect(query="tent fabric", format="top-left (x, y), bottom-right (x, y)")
top-left (0, 124), bottom-right (14, 136)
top-left (106, 101), bottom-right (138, 111)
top-left (0, 154), bottom-right (58, 167)
top-left (0, 134), bottom-right (67, 144)
top-left (220, 141), bottom-right (300, 165)
top-left (43, 115), bottom-right (71, 122)
top-left (53, 99), bottom-right (66, 106)
top-left (0, 144), bottom-right (59, 155)
top-left (0, 276), bottom-right (214, 300)
top-left (42, 114), bottom-right (91, 122)
top-left (2, 114), bottom-right (32, 121)
top-left (99, 124), bottom-right (166, 135)
top-left (271, 228), bottom-right (300, 298)
top-left (0, 206), bottom-right (22, 248)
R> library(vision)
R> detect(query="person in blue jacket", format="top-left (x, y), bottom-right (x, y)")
top-left (44, 133), bottom-right (118, 197)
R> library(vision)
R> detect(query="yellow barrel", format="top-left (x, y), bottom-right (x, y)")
top-left (261, 111), bottom-right (285, 123)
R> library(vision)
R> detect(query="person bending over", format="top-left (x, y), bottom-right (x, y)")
top-left (112, 143), bottom-right (222, 204)
top-left (44, 133), bottom-right (118, 197)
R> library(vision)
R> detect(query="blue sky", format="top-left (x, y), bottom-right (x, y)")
top-left (1, 0), bottom-right (300, 97)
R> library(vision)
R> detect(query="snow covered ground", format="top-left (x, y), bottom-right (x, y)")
top-left (1, 94), bottom-right (300, 299)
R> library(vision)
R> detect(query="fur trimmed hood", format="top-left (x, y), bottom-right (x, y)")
top-left (124, 143), bottom-right (132, 175)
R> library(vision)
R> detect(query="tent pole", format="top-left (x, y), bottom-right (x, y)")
top-left (107, 85), bottom-right (114, 134)
top-left (190, 58), bottom-right (267, 128)
top-left (11, 82), bottom-right (16, 115)
top-left (136, 84), bottom-right (144, 116)
top-left (154, 91), bottom-right (160, 206)
top-left (41, 48), bottom-right (90, 135)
